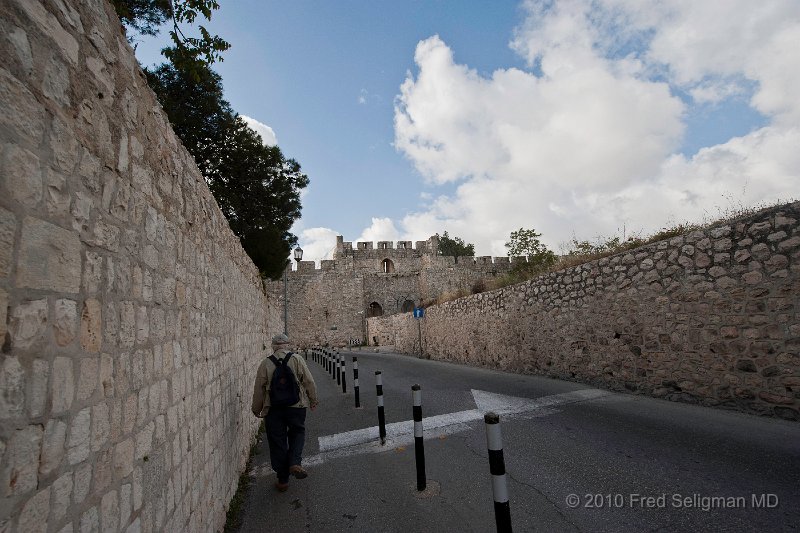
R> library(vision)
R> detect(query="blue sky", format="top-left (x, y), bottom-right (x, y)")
top-left (132, 0), bottom-right (799, 264)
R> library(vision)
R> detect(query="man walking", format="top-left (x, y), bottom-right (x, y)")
top-left (252, 334), bottom-right (319, 492)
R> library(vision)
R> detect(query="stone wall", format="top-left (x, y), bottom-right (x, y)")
top-left (0, 1), bottom-right (280, 531)
top-left (273, 237), bottom-right (520, 348)
top-left (368, 202), bottom-right (800, 420)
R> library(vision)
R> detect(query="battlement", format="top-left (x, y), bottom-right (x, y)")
top-left (290, 235), bottom-right (527, 275)
top-left (335, 235), bottom-right (436, 257)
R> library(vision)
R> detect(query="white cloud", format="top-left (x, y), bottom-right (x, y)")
top-left (241, 115), bottom-right (278, 146)
top-left (293, 219), bottom-right (403, 266)
top-left (296, 227), bottom-right (339, 267)
top-left (356, 218), bottom-right (401, 243)
top-left (387, 0), bottom-right (800, 255)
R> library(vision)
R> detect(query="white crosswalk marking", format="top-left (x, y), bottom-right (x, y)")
top-left (304, 388), bottom-right (612, 467)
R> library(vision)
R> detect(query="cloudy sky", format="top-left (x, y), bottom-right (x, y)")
top-left (133, 0), bottom-right (799, 264)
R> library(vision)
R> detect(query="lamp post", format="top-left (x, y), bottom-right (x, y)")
top-left (357, 310), bottom-right (365, 349)
top-left (283, 247), bottom-right (303, 335)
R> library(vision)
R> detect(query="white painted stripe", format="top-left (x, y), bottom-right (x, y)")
top-left (378, 397), bottom-right (384, 407)
top-left (376, 374), bottom-right (383, 386)
top-left (486, 423), bottom-right (503, 451)
top-left (472, 388), bottom-right (610, 415)
top-left (317, 387), bottom-right (612, 453)
top-left (412, 390), bottom-right (422, 406)
top-left (306, 423), bottom-right (470, 467)
top-left (492, 474), bottom-right (509, 503)
top-left (354, 379), bottom-right (359, 386)
top-left (414, 420), bottom-right (423, 438)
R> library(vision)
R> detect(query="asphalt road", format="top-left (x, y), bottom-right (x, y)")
top-left (236, 349), bottom-right (800, 532)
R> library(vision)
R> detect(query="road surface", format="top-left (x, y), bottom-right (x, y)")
top-left (236, 350), bottom-right (800, 532)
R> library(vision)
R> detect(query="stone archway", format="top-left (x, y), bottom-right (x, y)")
top-left (381, 258), bottom-right (395, 273)
top-left (368, 301), bottom-right (384, 317)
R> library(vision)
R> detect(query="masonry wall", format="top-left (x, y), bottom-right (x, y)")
top-left (0, 1), bottom-right (280, 531)
top-left (276, 240), bottom-right (517, 348)
top-left (369, 202), bottom-right (800, 420)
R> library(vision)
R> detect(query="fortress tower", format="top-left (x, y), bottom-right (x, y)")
top-left (271, 236), bottom-right (518, 347)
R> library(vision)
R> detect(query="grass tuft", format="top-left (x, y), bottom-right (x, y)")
top-left (223, 421), bottom-right (264, 533)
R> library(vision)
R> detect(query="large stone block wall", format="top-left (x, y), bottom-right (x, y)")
top-left (369, 202), bottom-right (800, 419)
top-left (276, 240), bottom-right (519, 348)
top-left (0, 1), bottom-right (280, 531)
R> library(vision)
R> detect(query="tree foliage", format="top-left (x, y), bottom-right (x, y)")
top-left (112, 0), bottom-right (230, 78)
top-left (505, 228), bottom-right (557, 273)
top-left (436, 231), bottom-right (475, 261)
top-left (145, 62), bottom-right (308, 279)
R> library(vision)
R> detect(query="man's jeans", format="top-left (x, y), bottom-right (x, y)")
top-left (264, 406), bottom-right (307, 483)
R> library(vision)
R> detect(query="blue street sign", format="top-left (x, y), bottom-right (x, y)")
top-left (413, 307), bottom-right (424, 319)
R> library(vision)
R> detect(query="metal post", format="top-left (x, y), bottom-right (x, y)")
top-left (353, 357), bottom-right (360, 408)
top-left (283, 267), bottom-right (288, 335)
top-left (412, 384), bottom-right (426, 491)
top-left (417, 318), bottom-right (423, 358)
top-left (336, 351), bottom-right (342, 386)
top-left (376, 371), bottom-right (386, 445)
top-left (485, 412), bottom-right (512, 533)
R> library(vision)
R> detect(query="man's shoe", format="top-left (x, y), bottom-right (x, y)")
top-left (275, 481), bottom-right (289, 492)
top-left (289, 465), bottom-right (308, 479)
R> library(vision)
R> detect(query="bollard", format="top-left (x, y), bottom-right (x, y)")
top-left (412, 384), bottom-right (426, 491)
top-left (353, 357), bottom-right (360, 408)
top-left (341, 354), bottom-right (347, 393)
top-left (485, 412), bottom-right (512, 533)
top-left (336, 351), bottom-right (342, 386)
top-left (376, 371), bottom-right (386, 445)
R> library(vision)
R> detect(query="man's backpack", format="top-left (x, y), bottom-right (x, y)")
top-left (268, 353), bottom-right (301, 407)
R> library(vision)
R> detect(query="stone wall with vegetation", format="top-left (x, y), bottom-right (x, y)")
top-left (0, 0), bottom-right (280, 531)
top-left (369, 202), bottom-right (800, 420)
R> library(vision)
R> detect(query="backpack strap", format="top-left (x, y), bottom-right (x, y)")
top-left (268, 353), bottom-right (293, 366)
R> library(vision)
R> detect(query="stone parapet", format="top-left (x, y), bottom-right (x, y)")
top-left (368, 202), bottom-right (800, 420)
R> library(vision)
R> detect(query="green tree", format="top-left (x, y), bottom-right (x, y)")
top-left (112, 0), bottom-right (230, 77)
top-left (146, 62), bottom-right (308, 279)
top-left (505, 228), bottom-right (557, 272)
top-left (436, 231), bottom-right (475, 262)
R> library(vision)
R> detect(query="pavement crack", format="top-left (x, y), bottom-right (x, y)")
top-left (506, 470), bottom-right (583, 532)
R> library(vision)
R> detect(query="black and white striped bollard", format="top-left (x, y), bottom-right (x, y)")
top-left (412, 384), bottom-right (426, 491)
top-left (485, 412), bottom-right (512, 533)
top-left (336, 351), bottom-right (342, 386)
top-left (376, 371), bottom-right (386, 445)
top-left (353, 357), bottom-right (360, 408)
top-left (340, 354), bottom-right (347, 393)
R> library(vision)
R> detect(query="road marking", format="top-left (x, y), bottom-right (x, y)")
top-left (302, 388), bottom-right (611, 467)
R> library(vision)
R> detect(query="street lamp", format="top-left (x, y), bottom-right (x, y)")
top-left (283, 247), bottom-right (303, 335)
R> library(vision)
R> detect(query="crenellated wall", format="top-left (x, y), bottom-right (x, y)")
top-left (368, 202), bottom-right (800, 420)
top-left (0, 1), bottom-right (280, 531)
top-left (271, 236), bottom-right (524, 347)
